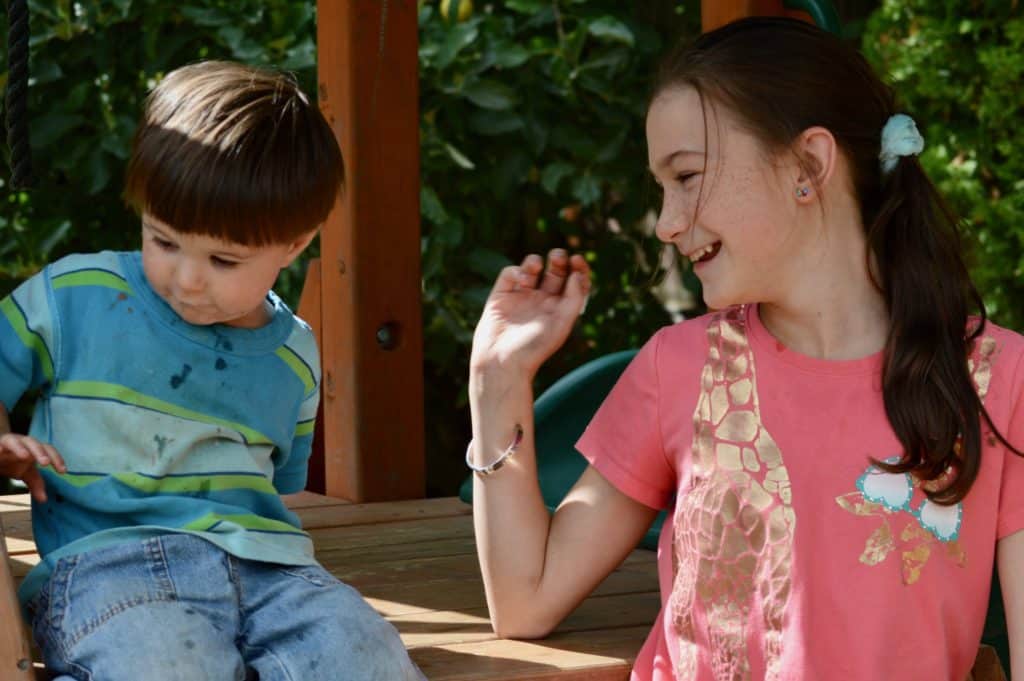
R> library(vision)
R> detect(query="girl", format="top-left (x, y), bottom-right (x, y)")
top-left (467, 17), bottom-right (1024, 681)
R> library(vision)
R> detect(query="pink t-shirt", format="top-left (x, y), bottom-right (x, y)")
top-left (577, 304), bottom-right (1024, 681)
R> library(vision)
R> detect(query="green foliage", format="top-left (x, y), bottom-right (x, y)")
top-left (863, 1), bottom-right (1024, 330)
top-left (418, 1), bottom-right (700, 491)
top-left (0, 0), bottom-right (318, 299)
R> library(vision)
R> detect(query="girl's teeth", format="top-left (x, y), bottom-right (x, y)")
top-left (690, 244), bottom-right (715, 263)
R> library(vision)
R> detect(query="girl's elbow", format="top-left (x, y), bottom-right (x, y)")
top-left (489, 610), bottom-right (558, 640)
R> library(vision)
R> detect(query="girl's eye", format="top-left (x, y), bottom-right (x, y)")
top-left (677, 172), bottom-right (699, 186)
top-left (211, 257), bottom-right (239, 268)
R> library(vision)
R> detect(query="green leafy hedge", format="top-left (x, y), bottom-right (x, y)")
top-left (862, 1), bottom-right (1024, 331)
top-left (0, 0), bottom-right (318, 293)
top-left (418, 1), bottom-right (698, 491)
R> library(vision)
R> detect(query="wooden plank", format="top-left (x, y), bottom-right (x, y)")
top-left (296, 497), bottom-right (470, 530)
top-left (410, 625), bottom-right (652, 681)
top-left (281, 489), bottom-right (342, 509)
top-left (317, 0), bottom-right (425, 503)
top-left (0, 514), bottom-right (34, 680)
top-left (392, 591), bottom-right (662, 649)
top-left (969, 645), bottom-right (1007, 681)
top-left (358, 558), bottom-right (658, 618)
top-left (310, 514), bottom-right (475, 550)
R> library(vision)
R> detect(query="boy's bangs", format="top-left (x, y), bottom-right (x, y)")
top-left (124, 61), bottom-right (344, 245)
top-left (127, 119), bottom-right (342, 245)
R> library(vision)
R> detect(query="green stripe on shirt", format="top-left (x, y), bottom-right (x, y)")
top-left (0, 297), bottom-right (54, 382)
top-left (183, 512), bottom-right (306, 535)
top-left (58, 472), bottom-right (276, 495)
top-left (275, 346), bottom-right (315, 394)
top-left (116, 472), bottom-right (277, 495)
top-left (52, 270), bottom-right (133, 294)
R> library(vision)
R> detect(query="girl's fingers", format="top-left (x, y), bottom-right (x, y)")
top-left (517, 254), bottom-right (544, 289)
top-left (492, 265), bottom-right (525, 295)
top-left (559, 270), bottom-right (591, 317)
top-left (569, 253), bottom-right (591, 278)
top-left (539, 249), bottom-right (570, 294)
top-left (492, 255), bottom-right (544, 295)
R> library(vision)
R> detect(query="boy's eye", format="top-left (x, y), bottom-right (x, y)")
top-left (153, 237), bottom-right (177, 251)
top-left (211, 256), bottom-right (239, 268)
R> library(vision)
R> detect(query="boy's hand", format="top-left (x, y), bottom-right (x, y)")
top-left (0, 434), bottom-right (66, 503)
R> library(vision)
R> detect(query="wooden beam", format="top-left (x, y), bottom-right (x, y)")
top-left (701, 0), bottom-right (814, 31)
top-left (0, 515), bottom-right (33, 680)
top-left (317, 0), bottom-right (425, 502)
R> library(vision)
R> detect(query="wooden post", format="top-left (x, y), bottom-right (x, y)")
top-left (316, 0), bottom-right (425, 502)
top-left (0, 517), bottom-right (33, 680)
top-left (701, 0), bottom-right (814, 31)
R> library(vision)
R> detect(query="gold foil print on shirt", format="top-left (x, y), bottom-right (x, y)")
top-left (835, 334), bottom-right (997, 585)
top-left (670, 306), bottom-right (796, 681)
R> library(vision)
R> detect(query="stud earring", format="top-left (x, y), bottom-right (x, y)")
top-left (795, 186), bottom-right (811, 198)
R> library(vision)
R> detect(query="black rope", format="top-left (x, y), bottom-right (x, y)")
top-left (6, 0), bottom-right (32, 189)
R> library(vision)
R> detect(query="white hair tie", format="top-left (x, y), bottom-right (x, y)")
top-left (879, 113), bottom-right (925, 175)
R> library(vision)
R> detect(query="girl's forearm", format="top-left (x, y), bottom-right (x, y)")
top-left (469, 366), bottom-right (558, 637)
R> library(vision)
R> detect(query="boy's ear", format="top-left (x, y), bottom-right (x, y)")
top-left (280, 228), bottom-right (319, 267)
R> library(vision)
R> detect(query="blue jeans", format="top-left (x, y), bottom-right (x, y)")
top-left (27, 534), bottom-right (425, 681)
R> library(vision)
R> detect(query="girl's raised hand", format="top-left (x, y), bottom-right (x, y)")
top-left (0, 433), bottom-right (66, 503)
top-left (471, 249), bottom-right (591, 378)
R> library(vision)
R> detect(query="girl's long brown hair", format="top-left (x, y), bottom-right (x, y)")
top-left (654, 17), bottom-right (1018, 504)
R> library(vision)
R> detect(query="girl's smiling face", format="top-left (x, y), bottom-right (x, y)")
top-left (647, 86), bottom-right (807, 310)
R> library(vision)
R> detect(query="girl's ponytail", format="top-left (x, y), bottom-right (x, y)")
top-left (868, 150), bottom-right (1004, 504)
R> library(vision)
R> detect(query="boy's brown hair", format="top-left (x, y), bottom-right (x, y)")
top-left (125, 60), bottom-right (344, 245)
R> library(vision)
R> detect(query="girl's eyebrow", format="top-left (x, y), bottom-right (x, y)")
top-left (660, 148), bottom-right (705, 168)
top-left (649, 148), bottom-right (706, 176)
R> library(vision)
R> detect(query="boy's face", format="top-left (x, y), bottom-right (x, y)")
top-left (140, 214), bottom-right (315, 328)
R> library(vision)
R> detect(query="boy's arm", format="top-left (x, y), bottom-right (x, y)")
top-left (0, 269), bottom-right (65, 501)
top-left (273, 385), bottom-right (319, 495)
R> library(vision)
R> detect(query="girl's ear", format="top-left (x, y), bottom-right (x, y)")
top-left (281, 228), bottom-right (319, 267)
top-left (793, 126), bottom-right (838, 195)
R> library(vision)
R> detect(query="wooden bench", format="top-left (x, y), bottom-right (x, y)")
top-left (1, 492), bottom-right (660, 680)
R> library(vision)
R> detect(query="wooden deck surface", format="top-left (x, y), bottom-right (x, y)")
top-left (2, 492), bottom-right (659, 680)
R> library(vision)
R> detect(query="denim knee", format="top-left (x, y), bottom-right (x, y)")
top-left (240, 564), bottom-right (425, 681)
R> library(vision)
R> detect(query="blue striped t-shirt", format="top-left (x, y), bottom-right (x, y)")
top-left (0, 251), bottom-right (321, 606)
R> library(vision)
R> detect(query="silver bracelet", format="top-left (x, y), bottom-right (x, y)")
top-left (465, 424), bottom-right (524, 476)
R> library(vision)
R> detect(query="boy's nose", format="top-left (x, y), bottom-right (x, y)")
top-left (175, 262), bottom-right (205, 294)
